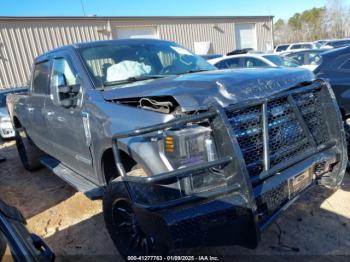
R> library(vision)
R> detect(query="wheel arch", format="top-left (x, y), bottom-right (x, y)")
top-left (13, 116), bottom-right (22, 129)
top-left (101, 147), bottom-right (137, 184)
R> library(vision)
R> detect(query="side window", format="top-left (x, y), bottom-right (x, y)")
top-left (308, 53), bottom-right (322, 65)
top-left (244, 58), bottom-right (267, 68)
top-left (303, 44), bottom-right (312, 49)
top-left (288, 54), bottom-right (304, 64)
top-left (290, 44), bottom-right (302, 50)
top-left (224, 58), bottom-right (241, 69)
top-left (32, 61), bottom-right (51, 94)
top-left (340, 59), bottom-right (350, 70)
top-left (276, 45), bottom-right (288, 52)
top-left (215, 61), bottom-right (228, 69)
top-left (50, 58), bottom-right (77, 90)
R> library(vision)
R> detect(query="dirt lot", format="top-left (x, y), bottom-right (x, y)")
top-left (1, 139), bottom-right (350, 261)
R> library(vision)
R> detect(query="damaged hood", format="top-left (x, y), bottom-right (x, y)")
top-left (102, 68), bottom-right (315, 111)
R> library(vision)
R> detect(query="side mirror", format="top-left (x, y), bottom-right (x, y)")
top-left (56, 74), bottom-right (81, 108)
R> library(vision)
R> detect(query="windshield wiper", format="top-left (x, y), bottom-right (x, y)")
top-left (177, 69), bottom-right (210, 75)
top-left (103, 75), bottom-right (166, 87)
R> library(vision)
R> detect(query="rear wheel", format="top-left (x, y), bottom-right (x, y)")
top-left (15, 127), bottom-right (43, 171)
top-left (103, 167), bottom-right (169, 258)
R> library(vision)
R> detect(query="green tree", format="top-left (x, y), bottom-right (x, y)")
top-left (274, 18), bottom-right (285, 31)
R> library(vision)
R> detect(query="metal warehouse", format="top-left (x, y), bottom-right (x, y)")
top-left (0, 16), bottom-right (274, 89)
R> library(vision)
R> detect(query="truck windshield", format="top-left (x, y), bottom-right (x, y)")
top-left (78, 42), bottom-right (216, 89)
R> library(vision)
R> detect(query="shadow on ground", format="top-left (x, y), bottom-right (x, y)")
top-left (0, 139), bottom-right (75, 219)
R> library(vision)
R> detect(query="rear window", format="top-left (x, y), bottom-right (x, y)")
top-left (215, 58), bottom-right (241, 69)
top-left (276, 45), bottom-right (289, 52)
top-left (290, 44), bottom-right (312, 50)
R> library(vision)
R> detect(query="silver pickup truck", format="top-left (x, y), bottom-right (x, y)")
top-left (7, 39), bottom-right (347, 257)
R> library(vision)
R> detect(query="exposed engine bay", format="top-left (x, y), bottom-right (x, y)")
top-left (111, 96), bottom-right (182, 114)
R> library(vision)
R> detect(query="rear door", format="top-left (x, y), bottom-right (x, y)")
top-left (24, 60), bottom-right (51, 151)
top-left (44, 52), bottom-right (95, 180)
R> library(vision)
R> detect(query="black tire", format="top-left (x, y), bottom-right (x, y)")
top-left (103, 180), bottom-right (169, 259)
top-left (344, 122), bottom-right (350, 170)
top-left (15, 127), bottom-right (43, 171)
top-left (0, 233), bottom-right (6, 261)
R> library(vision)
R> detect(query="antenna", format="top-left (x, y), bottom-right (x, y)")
top-left (80, 0), bottom-right (86, 16)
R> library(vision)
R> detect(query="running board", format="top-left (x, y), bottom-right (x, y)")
top-left (40, 155), bottom-right (103, 200)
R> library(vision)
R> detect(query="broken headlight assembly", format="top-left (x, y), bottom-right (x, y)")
top-left (158, 124), bottom-right (227, 194)
top-left (161, 125), bottom-right (218, 169)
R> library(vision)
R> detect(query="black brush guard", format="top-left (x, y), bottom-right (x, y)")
top-left (110, 81), bottom-right (347, 249)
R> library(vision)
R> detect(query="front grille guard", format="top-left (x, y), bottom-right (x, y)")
top-left (111, 109), bottom-right (242, 209)
top-left (111, 81), bottom-right (344, 210)
top-left (225, 82), bottom-right (339, 185)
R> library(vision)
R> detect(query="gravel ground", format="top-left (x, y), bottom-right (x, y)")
top-left (1, 139), bottom-right (350, 261)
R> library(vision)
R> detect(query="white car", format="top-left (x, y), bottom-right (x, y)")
top-left (274, 42), bottom-right (321, 53)
top-left (286, 42), bottom-right (321, 52)
top-left (209, 53), bottom-right (300, 70)
top-left (274, 44), bottom-right (290, 53)
top-left (0, 88), bottom-right (27, 139)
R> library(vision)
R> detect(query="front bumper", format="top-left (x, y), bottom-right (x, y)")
top-left (0, 122), bottom-right (15, 138)
top-left (111, 81), bottom-right (347, 250)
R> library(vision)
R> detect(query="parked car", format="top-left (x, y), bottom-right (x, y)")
top-left (7, 39), bottom-right (347, 257)
top-left (275, 42), bottom-right (321, 54)
top-left (282, 49), bottom-right (329, 71)
top-left (200, 54), bottom-right (223, 60)
top-left (286, 42), bottom-right (320, 52)
top-left (0, 88), bottom-right (27, 139)
top-left (314, 45), bottom-right (350, 149)
top-left (208, 53), bottom-right (300, 69)
top-left (274, 44), bottom-right (290, 53)
top-left (314, 40), bottom-right (329, 46)
top-left (323, 38), bottom-right (350, 49)
top-left (0, 200), bottom-right (54, 261)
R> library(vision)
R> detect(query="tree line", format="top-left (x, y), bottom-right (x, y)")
top-left (274, 0), bottom-right (350, 44)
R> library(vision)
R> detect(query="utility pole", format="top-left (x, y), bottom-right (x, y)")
top-left (80, 0), bottom-right (86, 16)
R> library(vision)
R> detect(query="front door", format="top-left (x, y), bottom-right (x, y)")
top-left (44, 54), bottom-right (95, 181)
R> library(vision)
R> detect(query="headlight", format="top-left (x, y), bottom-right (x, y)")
top-left (161, 125), bottom-right (217, 169)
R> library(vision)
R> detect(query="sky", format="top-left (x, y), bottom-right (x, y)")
top-left (1, 0), bottom-right (350, 20)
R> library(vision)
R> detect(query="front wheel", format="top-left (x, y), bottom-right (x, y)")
top-left (103, 179), bottom-right (169, 258)
top-left (15, 127), bottom-right (43, 171)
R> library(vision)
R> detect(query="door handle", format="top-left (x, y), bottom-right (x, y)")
top-left (47, 111), bottom-right (54, 116)
top-left (26, 107), bottom-right (34, 112)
